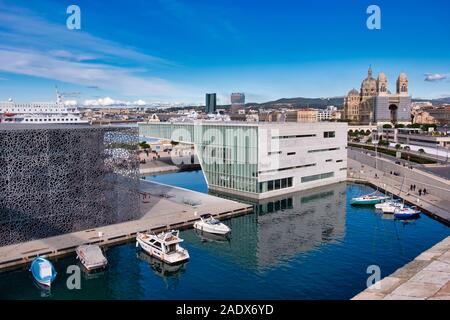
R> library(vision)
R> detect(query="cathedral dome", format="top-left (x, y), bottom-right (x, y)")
top-left (348, 88), bottom-right (359, 96)
top-left (398, 73), bottom-right (408, 81)
top-left (378, 72), bottom-right (387, 81)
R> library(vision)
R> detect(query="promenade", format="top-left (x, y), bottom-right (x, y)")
top-left (353, 236), bottom-right (450, 300)
top-left (0, 180), bottom-right (252, 272)
top-left (348, 150), bottom-right (450, 224)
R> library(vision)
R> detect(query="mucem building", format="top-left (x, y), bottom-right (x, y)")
top-left (0, 124), bottom-right (140, 246)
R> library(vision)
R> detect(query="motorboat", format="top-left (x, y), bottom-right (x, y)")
top-left (76, 245), bottom-right (108, 272)
top-left (193, 214), bottom-right (231, 235)
top-left (350, 193), bottom-right (388, 205)
top-left (394, 206), bottom-right (421, 220)
top-left (29, 257), bottom-right (57, 288)
top-left (136, 230), bottom-right (189, 265)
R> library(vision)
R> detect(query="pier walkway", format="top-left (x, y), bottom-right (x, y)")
top-left (348, 153), bottom-right (450, 225)
top-left (0, 180), bottom-right (252, 272)
top-left (353, 236), bottom-right (450, 300)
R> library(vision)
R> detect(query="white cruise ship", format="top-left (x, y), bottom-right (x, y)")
top-left (0, 90), bottom-right (89, 124)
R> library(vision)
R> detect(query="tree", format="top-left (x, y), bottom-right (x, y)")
top-left (365, 129), bottom-right (371, 136)
top-left (418, 148), bottom-right (425, 154)
top-left (383, 124), bottom-right (392, 129)
top-left (395, 124), bottom-right (405, 129)
top-left (139, 141), bottom-right (150, 149)
top-left (404, 145), bottom-right (411, 151)
top-left (395, 144), bottom-right (401, 149)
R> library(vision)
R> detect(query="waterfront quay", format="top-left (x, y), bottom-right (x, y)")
top-left (348, 149), bottom-right (450, 225)
top-left (349, 149), bottom-right (450, 300)
top-left (353, 235), bottom-right (450, 300)
top-left (0, 180), bottom-right (252, 272)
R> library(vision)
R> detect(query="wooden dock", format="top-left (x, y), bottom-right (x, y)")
top-left (0, 180), bottom-right (253, 272)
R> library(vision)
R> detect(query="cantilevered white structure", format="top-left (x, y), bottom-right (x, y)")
top-left (139, 121), bottom-right (347, 199)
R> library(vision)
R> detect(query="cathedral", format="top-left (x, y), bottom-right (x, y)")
top-left (344, 67), bottom-right (412, 124)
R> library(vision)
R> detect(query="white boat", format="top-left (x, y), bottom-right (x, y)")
top-left (375, 200), bottom-right (403, 214)
top-left (193, 214), bottom-right (231, 235)
top-left (136, 230), bottom-right (189, 265)
top-left (76, 245), bottom-right (108, 272)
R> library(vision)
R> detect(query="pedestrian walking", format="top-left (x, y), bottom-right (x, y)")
top-left (423, 188), bottom-right (427, 195)
top-left (418, 189), bottom-right (422, 196)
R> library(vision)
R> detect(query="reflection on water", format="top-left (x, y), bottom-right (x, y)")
top-left (187, 182), bottom-right (346, 270)
top-left (194, 229), bottom-right (231, 244)
top-left (136, 251), bottom-right (187, 290)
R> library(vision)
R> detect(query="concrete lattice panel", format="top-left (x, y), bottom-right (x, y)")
top-left (0, 125), bottom-right (140, 246)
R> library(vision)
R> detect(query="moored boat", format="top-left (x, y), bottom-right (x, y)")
top-left (350, 194), bottom-right (388, 205)
top-left (136, 230), bottom-right (189, 265)
top-left (76, 245), bottom-right (108, 272)
top-left (193, 214), bottom-right (231, 235)
top-left (394, 206), bottom-right (421, 219)
top-left (30, 257), bottom-right (57, 288)
top-left (375, 200), bottom-right (403, 214)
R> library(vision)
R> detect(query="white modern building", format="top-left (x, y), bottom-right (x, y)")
top-left (139, 121), bottom-right (348, 199)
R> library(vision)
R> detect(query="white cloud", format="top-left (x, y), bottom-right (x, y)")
top-left (64, 100), bottom-right (78, 106)
top-left (424, 73), bottom-right (447, 82)
top-left (83, 97), bottom-right (148, 106)
top-left (0, 2), bottom-right (193, 101)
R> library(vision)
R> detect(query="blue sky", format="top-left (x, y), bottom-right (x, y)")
top-left (0, 0), bottom-right (449, 104)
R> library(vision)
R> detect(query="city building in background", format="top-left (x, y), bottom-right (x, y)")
top-left (205, 93), bottom-right (217, 114)
top-left (374, 126), bottom-right (450, 149)
top-left (344, 67), bottom-right (412, 125)
top-left (231, 93), bottom-right (245, 114)
top-left (139, 121), bottom-right (347, 199)
top-left (412, 105), bottom-right (450, 125)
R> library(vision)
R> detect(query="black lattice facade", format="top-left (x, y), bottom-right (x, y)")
top-left (0, 125), bottom-right (140, 246)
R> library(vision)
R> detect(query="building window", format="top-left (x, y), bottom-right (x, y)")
top-left (336, 160), bottom-right (343, 163)
top-left (308, 147), bottom-right (339, 153)
top-left (272, 134), bottom-right (316, 139)
top-left (268, 180), bottom-right (274, 191)
top-left (268, 151), bottom-right (282, 155)
top-left (275, 179), bottom-right (280, 190)
top-left (324, 131), bottom-right (335, 138)
top-left (326, 159), bottom-right (332, 162)
top-left (301, 172), bottom-right (334, 183)
top-left (287, 152), bottom-right (296, 156)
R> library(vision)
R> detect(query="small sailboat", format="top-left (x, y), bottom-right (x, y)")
top-left (136, 230), bottom-right (189, 265)
top-left (394, 206), bottom-right (421, 220)
top-left (193, 214), bottom-right (231, 235)
top-left (351, 145), bottom-right (389, 205)
top-left (350, 192), bottom-right (389, 205)
top-left (375, 199), bottom-right (404, 214)
top-left (30, 257), bottom-right (57, 288)
top-left (76, 245), bottom-right (108, 272)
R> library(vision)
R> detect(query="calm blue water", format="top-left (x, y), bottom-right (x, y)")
top-left (144, 170), bottom-right (208, 193)
top-left (0, 170), bottom-right (448, 300)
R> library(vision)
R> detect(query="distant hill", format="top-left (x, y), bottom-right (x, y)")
top-left (413, 97), bottom-right (450, 104)
top-left (251, 97), bottom-right (345, 109)
top-left (232, 96), bottom-right (450, 110)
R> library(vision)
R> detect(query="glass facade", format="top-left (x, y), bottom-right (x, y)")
top-left (139, 122), bottom-right (259, 193)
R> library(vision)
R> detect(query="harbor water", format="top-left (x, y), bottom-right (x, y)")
top-left (0, 170), bottom-right (448, 299)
